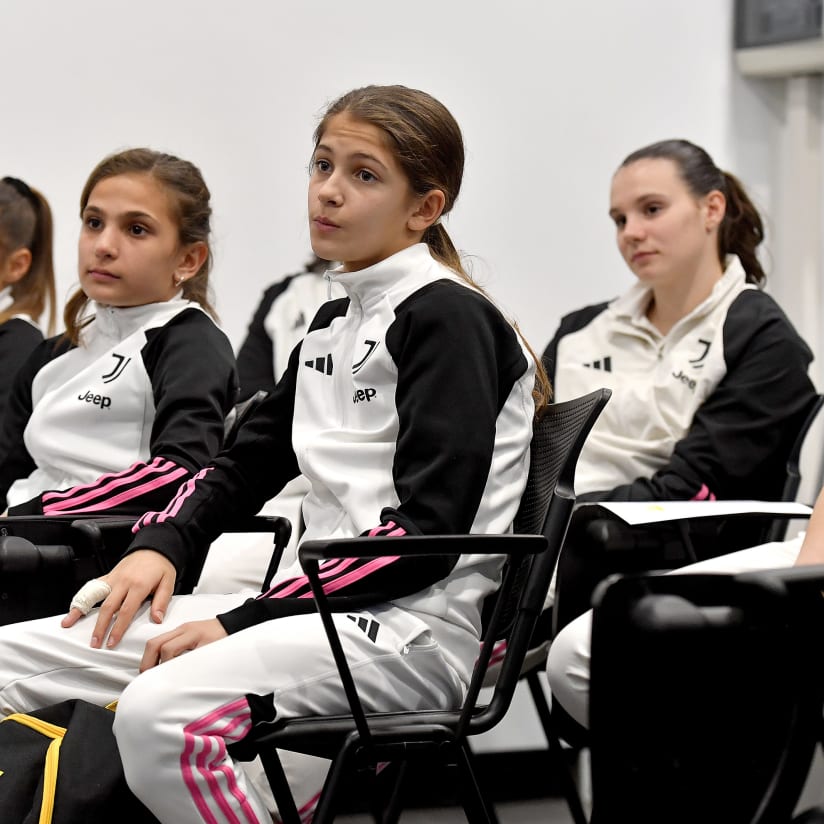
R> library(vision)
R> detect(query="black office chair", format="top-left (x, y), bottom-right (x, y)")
top-left (0, 389), bottom-right (288, 624)
top-left (227, 387), bottom-right (610, 824)
top-left (587, 564), bottom-right (824, 824)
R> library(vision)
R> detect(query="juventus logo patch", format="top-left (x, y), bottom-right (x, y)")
top-left (102, 353), bottom-right (131, 383)
top-left (347, 614), bottom-right (380, 643)
top-left (352, 340), bottom-right (379, 374)
top-left (689, 339), bottom-right (712, 368)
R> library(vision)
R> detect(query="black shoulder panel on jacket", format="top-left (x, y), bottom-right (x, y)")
top-left (541, 301), bottom-right (611, 384)
top-left (307, 296), bottom-right (350, 333)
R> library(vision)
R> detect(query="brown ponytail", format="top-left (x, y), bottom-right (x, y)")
top-left (719, 170), bottom-right (766, 287)
top-left (0, 179), bottom-right (56, 334)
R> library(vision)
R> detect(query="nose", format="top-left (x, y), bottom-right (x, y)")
top-left (94, 226), bottom-right (118, 259)
top-left (316, 171), bottom-right (343, 206)
top-left (621, 213), bottom-right (645, 242)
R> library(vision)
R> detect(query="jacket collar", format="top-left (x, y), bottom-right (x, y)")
top-left (609, 256), bottom-right (751, 333)
top-left (325, 244), bottom-right (460, 308)
top-left (87, 296), bottom-right (199, 342)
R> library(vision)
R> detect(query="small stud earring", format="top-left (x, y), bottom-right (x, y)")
top-left (174, 275), bottom-right (186, 287)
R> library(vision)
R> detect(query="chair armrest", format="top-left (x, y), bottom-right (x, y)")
top-left (298, 533), bottom-right (546, 565)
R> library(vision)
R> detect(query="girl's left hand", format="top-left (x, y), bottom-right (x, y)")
top-left (139, 618), bottom-right (227, 672)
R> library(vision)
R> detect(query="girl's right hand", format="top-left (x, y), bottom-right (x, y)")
top-left (61, 549), bottom-right (177, 649)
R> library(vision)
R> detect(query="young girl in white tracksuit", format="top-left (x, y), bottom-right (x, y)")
top-left (0, 149), bottom-right (237, 520)
top-left (546, 139), bottom-right (818, 728)
top-left (538, 139), bottom-right (816, 629)
top-left (0, 85), bottom-right (549, 824)
top-left (0, 176), bottom-right (56, 427)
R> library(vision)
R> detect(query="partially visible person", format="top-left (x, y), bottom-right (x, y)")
top-left (0, 148), bottom-right (237, 521)
top-left (0, 176), bottom-right (56, 423)
top-left (543, 139), bottom-right (816, 626)
top-left (194, 255), bottom-right (347, 593)
top-left (235, 254), bottom-right (339, 397)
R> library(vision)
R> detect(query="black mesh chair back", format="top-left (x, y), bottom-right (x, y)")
top-left (229, 387), bottom-right (610, 824)
top-left (223, 389), bottom-right (269, 447)
top-left (588, 565), bottom-right (824, 824)
top-left (484, 388), bottom-right (612, 718)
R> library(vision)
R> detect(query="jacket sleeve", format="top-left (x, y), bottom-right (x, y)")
top-left (0, 319), bottom-right (43, 426)
top-left (9, 310), bottom-right (239, 518)
top-left (581, 291), bottom-right (817, 502)
top-left (235, 281), bottom-right (292, 401)
top-left (0, 338), bottom-right (58, 508)
top-left (216, 283), bottom-right (533, 634)
top-left (124, 338), bottom-right (303, 580)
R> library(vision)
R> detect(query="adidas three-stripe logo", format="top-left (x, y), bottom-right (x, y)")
top-left (347, 614), bottom-right (380, 643)
top-left (305, 354), bottom-right (333, 375)
top-left (583, 356), bottom-right (612, 372)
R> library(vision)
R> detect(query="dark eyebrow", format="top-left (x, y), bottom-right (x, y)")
top-left (313, 143), bottom-right (389, 172)
top-left (83, 204), bottom-right (158, 222)
top-left (349, 151), bottom-right (388, 172)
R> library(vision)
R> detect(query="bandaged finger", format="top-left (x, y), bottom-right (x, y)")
top-left (70, 579), bottom-right (113, 615)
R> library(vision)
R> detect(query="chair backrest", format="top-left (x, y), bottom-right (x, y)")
top-left (782, 394), bottom-right (824, 504)
top-left (588, 566), bottom-right (824, 824)
top-left (223, 389), bottom-right (268, 447)
top-left (766, 393), bottom-right (824, 542)
top-left (469, 387), bottom-right (610, 734)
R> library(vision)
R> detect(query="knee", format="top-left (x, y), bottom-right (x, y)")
top-left (546, 611), bottom-right (593, 729)
top-left (112, 674), bottom-right (158, 757)
top-left (113, 668), bottom-right (178, 765)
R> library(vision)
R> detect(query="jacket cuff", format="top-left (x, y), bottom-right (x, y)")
top-left (8, 496), bottom-right (44, 516)
top-left (124, 522), bottom-right (188, 579)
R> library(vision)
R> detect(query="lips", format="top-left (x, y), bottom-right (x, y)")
top-left (631, 251), bottom-right (656, 264)
top-left (86, 269), bottom-right (120, 281)
top-left (313, 216), bottom-right (340, 231)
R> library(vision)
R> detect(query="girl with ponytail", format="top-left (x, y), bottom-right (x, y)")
top-left (542, 138), bottom-right (816, 629)
top-left (0, 150), bottom-right (238, 521)
top-left (0, 177), bottom-right (56, 421)
top-left (0, 86), bottom-right (544, 824)
top-left (548, 140), bottom-right (823, 732)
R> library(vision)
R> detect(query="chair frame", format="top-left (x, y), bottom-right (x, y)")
top-left (228, 388), bottom-right (611, 824)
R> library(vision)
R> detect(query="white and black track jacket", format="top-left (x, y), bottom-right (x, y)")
top-left (0, 297), bottom-right (238, 516)
top-left (130, 244), bottom-right (535, 648)
top-left (543, 257), bottom-right (816, 502)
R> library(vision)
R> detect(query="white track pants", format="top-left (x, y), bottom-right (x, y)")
top-left (0, 593), bottom-right (465, 824)
top-left (546, 536), bottom-right (804, 727)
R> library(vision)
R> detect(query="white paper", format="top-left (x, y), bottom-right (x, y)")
top-left (596, 500), bottom-right (814, 526)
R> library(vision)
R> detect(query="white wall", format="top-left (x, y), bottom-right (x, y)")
top-left (1, 0), bottom-right (773, 357)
